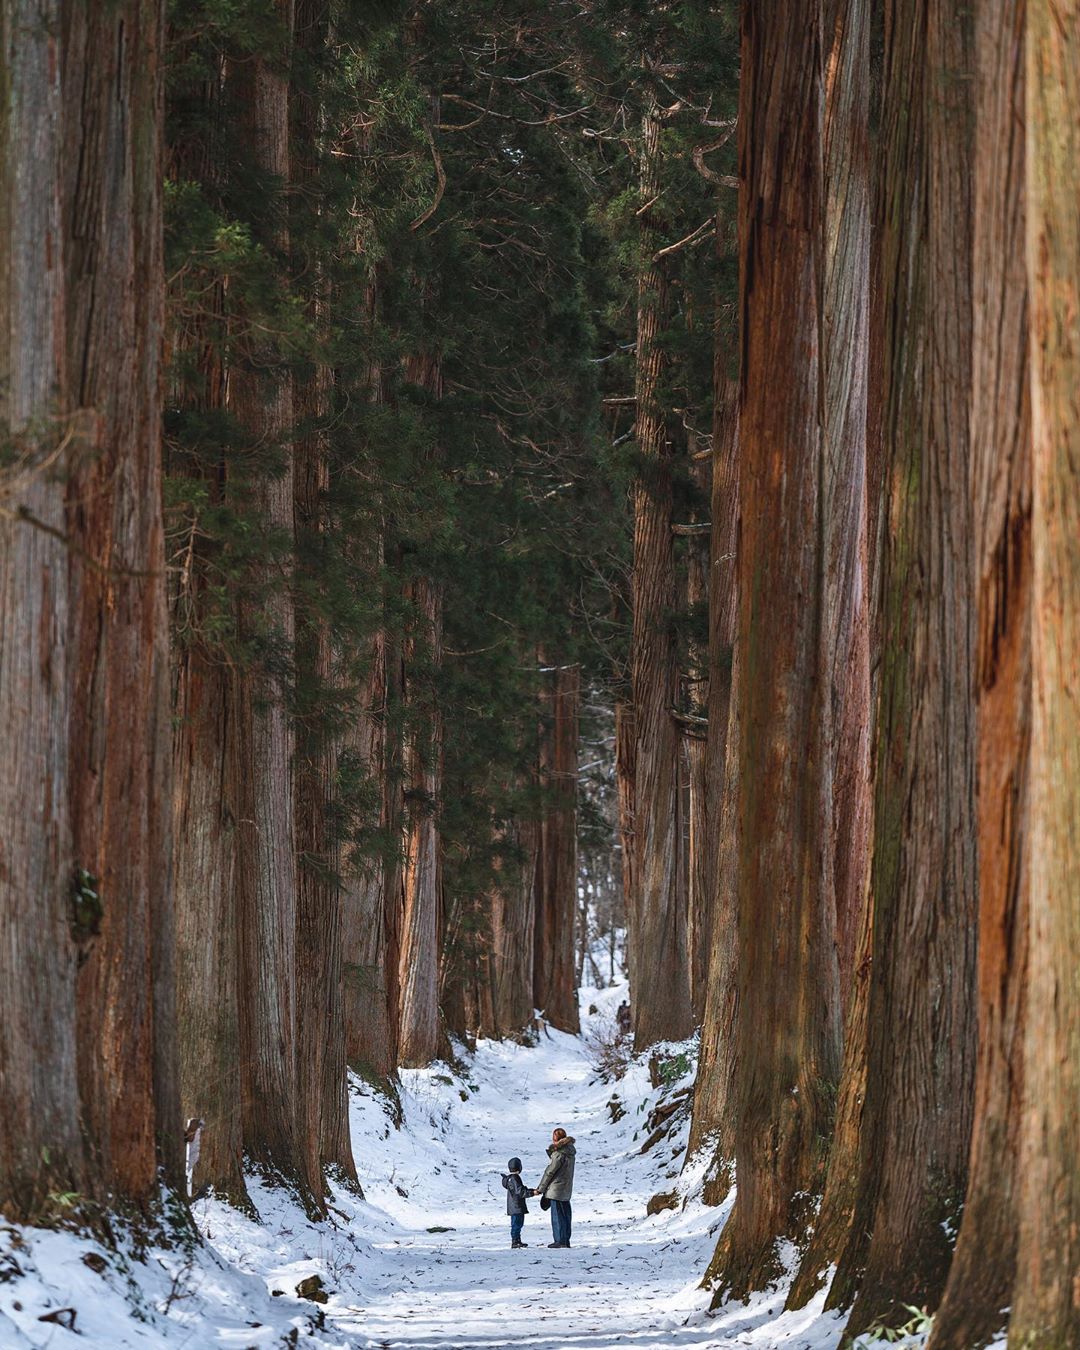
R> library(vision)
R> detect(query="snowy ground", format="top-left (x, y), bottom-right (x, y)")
top-left (0, 982), bottom-right (934, 1349)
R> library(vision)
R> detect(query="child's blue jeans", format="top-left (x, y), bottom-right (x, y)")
top-left (510, 1213), bottom-right (524, 1244)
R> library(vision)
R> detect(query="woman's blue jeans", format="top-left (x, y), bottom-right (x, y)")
top-left (551, 1199), bottom-right (572, 1245)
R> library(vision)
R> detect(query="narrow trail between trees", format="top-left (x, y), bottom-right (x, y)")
top-left (339, 1027), bottom-right (712, 1349)
top-left (302, 986), bottom-right (844, 1350)
top-left (1, 985), bottom-right (849, 1349)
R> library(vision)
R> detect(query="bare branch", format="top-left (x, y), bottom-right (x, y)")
top-left (410, 131), bottom-right (447, 232)
top-left (653, 217), bottom-right (714, 262)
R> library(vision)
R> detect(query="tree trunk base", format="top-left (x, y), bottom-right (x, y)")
top-left (705, 1187), bottom-right (817, 1306)
top-left (705, 1226), bottom-right (787, 1308)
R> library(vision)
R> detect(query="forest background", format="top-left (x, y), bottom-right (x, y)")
top-left (2, 1), bottom-right (1079, 1348)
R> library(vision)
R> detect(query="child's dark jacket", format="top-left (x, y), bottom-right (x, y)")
top-left (501, 1172), bottom-right (529, 1216)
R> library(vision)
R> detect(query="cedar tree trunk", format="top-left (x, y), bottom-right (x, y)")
top-left (631, 87), bottom-right (693, 1049)
top-left (397, 563), bottom-right (444, 1069)
top-left (491, 816), bottom-right (538, 1038)
top-left (705, 2), bottom-right (842, 1300)
top-left (833, 0), bottom-right (979, 1331)
top-left (927, 2), bottom-right (1030, 1343)
top-left (686, 374), bottom-right (738, 1166)
top-left (0, 0), bottom-right (86, 1219)
top-left (1009, 4), bottom-right (1080, 1343)
top-left (63, 0), bottom-right (177, 1207)
top-left (532, 660), bottom-right (581, 1035)
top-left (227, 18), bottom-right (306, 1190)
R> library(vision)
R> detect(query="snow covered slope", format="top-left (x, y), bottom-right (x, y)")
top-left (0, 982), bottom-right (943, 1348)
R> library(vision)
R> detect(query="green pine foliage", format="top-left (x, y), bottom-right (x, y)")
top-left (161, 0), bottom-right (738, 1000)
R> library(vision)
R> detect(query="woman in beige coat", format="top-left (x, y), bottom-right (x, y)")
top-left (533, 1127), bottom-right (576, 1248)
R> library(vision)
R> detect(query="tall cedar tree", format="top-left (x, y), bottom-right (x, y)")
top-left (784, 0), bottom-right (873, 1306)
top-left (0, 0), bottom-right (86, 1220)
top-left (168, 50), bottom-right (250, 1209)
top-left (926, 1), bottom-right (1029, 1343)
top-left (704, 0), bottom-right (844, 1300)
top-left (225, 8), bottom-right (310, 1201)
top-left (291, 0), bottom-right (358, 1193)
top-left (829, 0), bottom-right (979, 1332)
top-left (629, 82), bottom-right (694, 1050)
top-left (0, 0), bottom-right (177, 1219)
top-left (63, 0), bottom-right (179, 1204)
top-left (532, 659), bottom-right (581, 1033)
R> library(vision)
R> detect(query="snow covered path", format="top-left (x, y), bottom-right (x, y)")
top-left (311, 987), bottom-right (844, 1350)
top-left (0, 984), bottom-right (857, 1348)
top-left (335, 1027), bottom-right (724, 1350)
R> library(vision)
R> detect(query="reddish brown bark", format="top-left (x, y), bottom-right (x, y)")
top-left (614, 700), bottom-right (637, 994)
top-left (685, 446), bottom-right (711, 1024)
top-left (1009, 5), bottom-right (1080, 1343)
top-left (341, 281), bottom-right (401, 1085)
top-left (398, 563), bottom-right (444, 1068)
top-left (343, 622), bottom-right (401, 1083)
top-left (821, 0), bottom-right (873, 1010)
top-left (227, 18), bottom-right (306, 1192)
top-left (787, 888), bottom-right (872, 1309)
top-left (705, 3), bottom-right (841, 1300)
top-left (167, 56), bottom-right (249, 1206)
top-left (686, 642), bottom-right (739, 1189)
top-left (173, 642), bottom-right (247, 1203)
top-left (291, 0), bottom-right (355, 1199)
top-left (704, 375), bottom-right (738, 897)
top-left (631, 89), bottom-right (693, 1050)
top-left (62, 0), bottom-right (177, 1207)
top-left (787, 0), bottom-right (874, 1303)
top-left (292, 340), bottom-right (349, 1199)
top-left (686, 373), bottom-right (738, 1166)
top-left (532, 661), bottom-right (580, 1035)
top-left (927, 3), bottom-right (1029, 1343)
top-left (490, 816), bottom-right (538, 1038)
top-left (0, 0), bottom-right (87, 1220)
top-left (832, 0), bottom-right (978, 1331)
top-left (395, 339), bottom-right (444, 1070)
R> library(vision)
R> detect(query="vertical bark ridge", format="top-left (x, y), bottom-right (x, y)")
top-left (927, 1), bottom-right (1029, 1342)
top-left (821, 0), bottom-right (872, 1011)
top-left (686, 373), bottom-right (738, 1166)
top-left (834, 0), bottom-right (978, 1330)
top-left (167, 51), bottom-right (250, 1205)
top-left (685, 442), bottom-right (711, 1023)
top-left (227, 13), bottom-right (306, 1193)
top-left (705, 2), bottom-right (842, 1300)
top-left (63, 0), bottom-right (175, 1208)
top-left (0, 0), bottom-right (86, 1220)
top-left (397, 563), bottom-right (444, 1069)
top-left (532, 659), bottom-right (580, 1035)
top-left (1010, 3), bottom-right (1080, 1343)
top-left (631, 85), bottom-right (693, 1050)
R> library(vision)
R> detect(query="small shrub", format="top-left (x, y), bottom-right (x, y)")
top-left (854, 1305), bottom-right (934, 1345)
top-left (654, 1049), bottom-right (693, 1087)
top-left (584, 1016), bottom-right (633, 1082)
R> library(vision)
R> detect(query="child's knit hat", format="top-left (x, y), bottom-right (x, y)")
top-left (507, 1157), bottom-right (522, 1172)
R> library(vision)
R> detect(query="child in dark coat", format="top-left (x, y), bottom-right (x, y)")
top-left (500, 1157), bottom-right (530, 1248)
